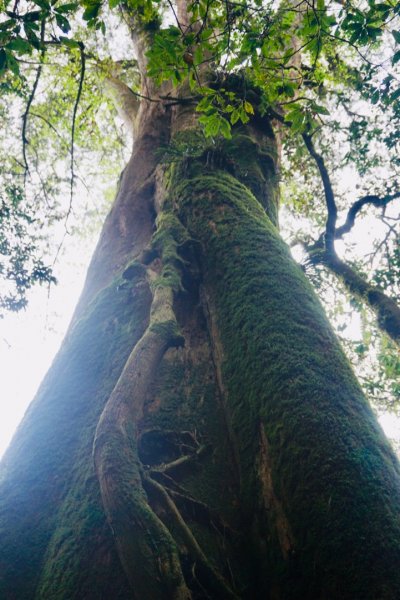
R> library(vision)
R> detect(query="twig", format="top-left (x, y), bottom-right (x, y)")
top-left (22, 20), bottom-right (46, 181)
top-left (149, 444), bottom-right (208, 475)
top-left (65, 42), bottom-right (85, 229)
top-left (30, 111), bottom-right (66, 145)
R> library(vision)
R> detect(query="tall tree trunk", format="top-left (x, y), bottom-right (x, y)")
top-left (1, 81), bottom-right (400, 600)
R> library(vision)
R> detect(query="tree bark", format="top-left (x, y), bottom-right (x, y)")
top-left (1, 57), bottom-right (400, 600)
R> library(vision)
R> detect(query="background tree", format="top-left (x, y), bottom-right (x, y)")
top-left (1, 0), bottom-right (400, 598)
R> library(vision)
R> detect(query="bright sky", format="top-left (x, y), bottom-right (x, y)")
top-left (0, 234), bottom-right (95, 458)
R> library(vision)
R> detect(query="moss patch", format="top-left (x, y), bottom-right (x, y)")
top-left (0, 266), bottom-right (151, 599)
top-left (172, 166), bottom-right (400, 599)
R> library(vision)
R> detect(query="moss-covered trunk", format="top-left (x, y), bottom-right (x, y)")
top-left (1, 100), bottom-right (400, 600)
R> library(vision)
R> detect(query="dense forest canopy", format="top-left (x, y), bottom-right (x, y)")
top-left (1, 0), bottom-right (400, 417)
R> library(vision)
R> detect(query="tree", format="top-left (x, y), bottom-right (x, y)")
top-left (1, 0), bottom-right (400, 598)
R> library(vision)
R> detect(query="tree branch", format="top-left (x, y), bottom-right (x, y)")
top-left (301, 132), bottom-right (400, 346)
top-left (22, 20), bottom-right (46, 180)
top-left (104, 76), bottom-right (141, 135)
top-left (335, 192), bottom-right (400, 239)
top-left (307, 249), bottom-right (400, 346)
top-left (149, 444), bottom-right (208, 475)
top-left (93, 283), bottom-right (191, 600)
top-left (302, 132), bottom-right (337, 254)
top-left (66, 42), bottom-right (85, 228)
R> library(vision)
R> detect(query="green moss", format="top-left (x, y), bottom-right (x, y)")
top-left (3, 127), bottom-right (400, 599)
top-left (172, 166), bottom-right (400, 599)
top-left (122, 259), bottom-right (147, 281)
top-left (164, 127), bottom-right (280, 226)
top-left (222, 131), bottom-right (279, 224)
top-left (92, 415), bottom-right (188, 600)
top-left (151, 210), bottom-right (190, 293)
top-left (0, 266), bottom-right (151, 599)
top-left (140, 328), bottom-right (250, 594)
top-left (149, 319), bottom-right (184, 346)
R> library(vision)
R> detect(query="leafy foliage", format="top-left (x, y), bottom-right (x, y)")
top-left (0, 3), bottom-right (129, 312)
top-left (0, 182), bottom-right (56, 312)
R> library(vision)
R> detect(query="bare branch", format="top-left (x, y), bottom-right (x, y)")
top-left (302, 132), bottom-right (337, 254)
top-left (309, 250), bottom-right (400, 346)
top-left (66, 42), bottom-right (85, 228)
top-left (22, 20), bottom-right (46, 180)
top-left (335, 192), bottom-right (400, 239)
top-left (30, 111), bottom-right (65, 144)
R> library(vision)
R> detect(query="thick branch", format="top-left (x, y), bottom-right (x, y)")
top-left (149, 444), bottom-right (208, 475)
top-left (22, 20), bottom-right (46, 178)
top-left (67, 43), bottom-right (85, 224)
top-left (104, 76), bottom-right (140, 136)
top-left (302, 130), bottom-right (400, 246)
top-left (310, 250), bottom-right (400, 346)
top-left (301, 128), bottom-right (400, 344)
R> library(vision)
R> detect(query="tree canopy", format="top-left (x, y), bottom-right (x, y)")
top-left (1, 0), bottom-right (400, 417)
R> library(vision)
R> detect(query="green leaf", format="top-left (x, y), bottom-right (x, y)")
top-left (55, 13), bottom-right (71, 33)
top-left (285, 106), bottom-right (306, 133)
top-left (239, 107), bottom-right (249, 123)
top-left (230, 109), bottom-right (240, 125)
top-left (371, 89), bottom-right (380, 104)
top-left (244, 100), bottom-right (254, 114)
top-left (172, 69), bottom-right (181, 86)
top-left (6, 37), bottom-right (32, 54)
top-left (25, 27), bottom-right (40, 49)
top-left (219, 116), bottom-right (232, 139)
top-left (22, 11), bottom-right (42, 22)
top-left (187, 69), bottom-right (197, 91)
top-left (108, 0), bottom-right (120, 7)
top-left (0, 48), bottom-right (7, 71)
top-left (32, 0), bottom-right (51, 8)
top-left (56, 3), bottom-right (79, 13)
top-left (196, 96), bottom-right (213, 112)
top-left (390, 87), bottom-right (400, 102)
top-left (194, 46), bottom-right (202, 65)
top-left (392, 30), bottom-right (400, 44)
top-left (0, 19), bottom-right (15, 31)
top-left (59, 35), bottom-right (80, 48)
top-left (96, 20), bottom-right (106, 34)
top-left (312, 104), bottom-right (330, 116)
top-left (5, 50), bottom-right (19, 75)
top-left (392, 50), bottom-right (400, 65)
top-left (82, 1), bottom-right (101, 21)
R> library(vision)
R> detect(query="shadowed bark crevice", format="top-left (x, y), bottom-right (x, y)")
top-left (258, 424), bottom-right (295, 560)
